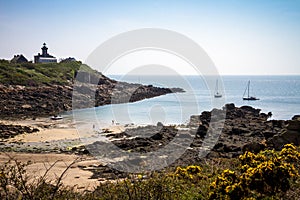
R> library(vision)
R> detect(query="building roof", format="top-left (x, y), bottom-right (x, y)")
top-left (60, 57), bottom-right (76, 63)
top-left (10, 54), bottom-right (28, 63)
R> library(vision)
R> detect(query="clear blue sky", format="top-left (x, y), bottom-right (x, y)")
top-left (1, 0), bottom-right (300, 75)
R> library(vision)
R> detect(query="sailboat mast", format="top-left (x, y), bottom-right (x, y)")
top-left (248, 81), bottom-right (250, 98)
top-left (243, 80), bottom-right (259, 101)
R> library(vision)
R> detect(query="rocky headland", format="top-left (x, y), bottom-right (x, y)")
top-left (0, 82), bottom-right (183, 119)
top-left (0, 61), bottom-right (184, 119)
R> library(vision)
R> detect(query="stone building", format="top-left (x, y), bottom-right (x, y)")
top-left (10, 54), bottom-right (28, 63)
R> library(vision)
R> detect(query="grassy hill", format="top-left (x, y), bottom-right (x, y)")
top-left (0, 60), bottom-right (97, 86)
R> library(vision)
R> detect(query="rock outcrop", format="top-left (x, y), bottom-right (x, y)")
top-left (0, 123), bottom-right (39, 141)
top-left (267, 117), bottom-right (300, 150)
top-left (0, 76), bottom-right (184, 118)
top-left (89, 104), bottom-right (299, 167)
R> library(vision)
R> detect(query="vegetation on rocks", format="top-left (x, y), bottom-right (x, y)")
top-left (0, 60), bottom-right (182, 118)
top-left (0, 60), bottom-right (94, 86)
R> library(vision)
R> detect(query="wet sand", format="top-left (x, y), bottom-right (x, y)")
top-left (0, 117), bottom-right (129, 189)
top-left (1, 117), bottom-right (126, 143)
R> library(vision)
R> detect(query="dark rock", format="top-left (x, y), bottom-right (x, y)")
top-left (80, 149), bottom-right (90, 154)
top-left (225, 103), bottom-right (235, 110)
top-left (287, 120), bottom-right (300, 131)
top-left (224, 145), bottom-right (241, 153)
top-left (0, 123), bottom-right (39, 140)
top-left (200, 111), bottom-right (211, 122)
top-left (240, 106), bottom-right (261, 115)
top-left (292, 115), bottom-right (300, 121)
top-left (268, 130), bottom-right (300, 150)
top-left (242, 142), bottom-right (266, 153)
top-left (262, 131), bottom-right (275, 139)
top-left (157, 122), bottom-right (164, 127)
top-left (196, 124), bottom-right (208, 138)
top-left (213, 143), bottom-right (241, 153)
top-left (151, 132), bottom-right (163, 140)
top-left (229, 127), bottom-right (250, 135)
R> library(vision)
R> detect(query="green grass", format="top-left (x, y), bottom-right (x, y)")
top-left (0, 60), bottom-right (97, 86)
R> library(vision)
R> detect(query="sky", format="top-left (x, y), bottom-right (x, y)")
top-left (1, 0), bottom-right (300, 75)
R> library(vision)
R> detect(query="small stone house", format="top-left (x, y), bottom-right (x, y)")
top-left (10, 54), bottom-right (28, 63)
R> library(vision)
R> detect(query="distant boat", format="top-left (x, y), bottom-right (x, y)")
top-left (243, 80), bottom-right (259, 101)
top-left (214, 79), bottom-right (222, 98)
top-left (51, 115), bottom-right (63, 120)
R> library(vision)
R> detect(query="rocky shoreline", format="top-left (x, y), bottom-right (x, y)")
top-left (0, 123), bottom-right (39, 141)
top-left (0, 79), bottom-right (184, 119)
top-left (85, 104), bottom-right (300, 168)
top-left (1, 104), bottom-right (299, 159)
top-left (0, 104), bottom-right (299, 182)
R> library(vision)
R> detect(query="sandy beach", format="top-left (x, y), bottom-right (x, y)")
top-left (0, 152), bottom-right (100, 190)
top-left (0, 117), bottom-right (128, 189)
top-left (1, 117), bottom-right (126, 143)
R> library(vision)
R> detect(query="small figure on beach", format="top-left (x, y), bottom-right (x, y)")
top-left (112, 120), bottom-right (115, 125)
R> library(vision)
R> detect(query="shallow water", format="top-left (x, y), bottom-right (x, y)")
top-left (65, 75), bottom-right (300, 126)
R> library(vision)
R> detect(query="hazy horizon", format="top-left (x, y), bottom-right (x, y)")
top-left (1, 0), bottom-right (300, 75)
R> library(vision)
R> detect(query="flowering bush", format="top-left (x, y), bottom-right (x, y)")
top-left (174, 165), bottom-right (202, 182)
top-left (209, 144), bottom-right (300, 199)
top-left (208, 169), bottom-right (243, 200)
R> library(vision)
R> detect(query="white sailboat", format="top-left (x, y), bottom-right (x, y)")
top-left (243, 80), bottom-right (259, 101)
top-left (214, 80), bottom-right (222, 98)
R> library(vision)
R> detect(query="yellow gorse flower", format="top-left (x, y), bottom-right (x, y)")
top-left (209, 144), bottom-right (300, 200)
top-left (174, 165), bottom-right (202, 181)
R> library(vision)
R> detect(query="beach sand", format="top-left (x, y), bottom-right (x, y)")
top-left (2, 117), bottom-right (126, 143)
top-left (0, 117), bottom-right (129, 189)
top-left (0, 152), bottom-right (100, 190)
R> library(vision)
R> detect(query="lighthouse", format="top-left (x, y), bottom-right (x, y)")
top-left (34, 43), bottom-right (57, 63)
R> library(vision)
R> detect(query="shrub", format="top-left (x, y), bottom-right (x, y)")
top-left (174, 165), bottom-right (203, 182)
top-left (1, 145), bottom-right (299, 199)
top-left (209, 144), bottom-right (300, 200)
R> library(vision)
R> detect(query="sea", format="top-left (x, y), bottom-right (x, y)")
top-left (67, 75), bottom-right (300, 127)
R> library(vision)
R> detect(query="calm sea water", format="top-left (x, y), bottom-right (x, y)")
top-left (68, 75), bottom-right (300, 126)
